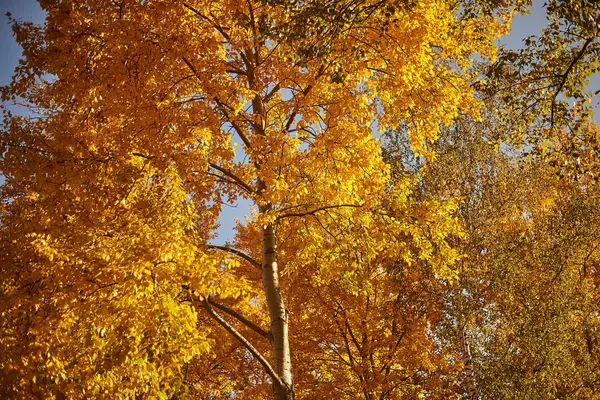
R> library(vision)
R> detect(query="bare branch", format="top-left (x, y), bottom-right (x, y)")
top-left (334, 318), bottom-right (356, 367)
top-left (131, 152), bottom-right (153, 160)
top-left (226, 66), bottom-right (247, 76)
top-left (263, 82), bottom-right (281, 104)
top-left (83, 281), bottom-right (119, 299)
top-left (245, 0), bottom-right (260, 65)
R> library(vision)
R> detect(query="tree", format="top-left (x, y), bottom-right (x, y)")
top-left (484, 0), bottom-right (600, 142)
top-left (1, 0), bottom-right (524, 399)
top-left (398, 100), bottom-right (600, 399)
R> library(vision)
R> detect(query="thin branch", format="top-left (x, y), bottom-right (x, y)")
top-left (182, 56), bottom-right (204, 83)
top-left (226, 67), bottom-right (247, 76)
top-left (207, 244), bottom-right (262, 270)
top-left (276, 203), bottom-right (363, 221)
top-left (206, 297), bottom-right (271, 340)
top-left (181, 57), bottom-right (254, 153)
top-left (245, 0), bottom-right (260, 65)
top-left (283, 65), bottom-right (326, 132)
top-left (209, 162), bottom-right (256, 195)
top-left (206, 171), bottom-right (249, 193)
top-left (264, 82), bottom-right (281, 104)
top-left (313, 214), bottom-right (339, 239)
top-left (84, 281), bottom-right (119, 299)
top-left (213, 96), bottom-right (254, 151)
top-left (379, 326), bottom-right (406, 374)
top-left (550, 37), bottom-right (594, 125)
top-left (170, 74), bottom-right (195, 89)
top-left (284, 84), bottom-right (312, 132)
top-left (261, 39), bottom-right (283, 67)
top-left (202, 297), bottom-right (284, 387)
top-left (335, 301), bottom-right (362, 356)
top-left (131, 152), bottom-right (153, 160)
top-left (183, 2), bottom-right (231, 40)
top-left (335, 318), bottom-right (356, 367)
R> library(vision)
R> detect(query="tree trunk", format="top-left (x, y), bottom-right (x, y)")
top-left (459, 325), bottom-right (477, 400)
top-left (250, 46), bottom-right (293, 396)
top-left (260, 208), bottom-right (294, 399)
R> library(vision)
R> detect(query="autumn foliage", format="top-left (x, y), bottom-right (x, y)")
top-left (1, 0), bottom-right (600, 399)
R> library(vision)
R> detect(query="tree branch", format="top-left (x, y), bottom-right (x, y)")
top-left (276, 203), bottom-right (363, 221)
top-left (550, 37), bottom-right (594, 125)
top-left (206, 297), bottom-right (271, 341)
top-left (263, 82), bottom-right (281, 104)
top-left (209, 162), bottom-right (256, 195)
top-left (181, 57), bottom-right (255, 154)
top-left (212, 96), bottom-right (255, 152)
top-left (201, 297), bottom-right (284, 387)
top-left (207, 244), bottom-right (262, 270)
top-left (84, 281), bottom-right (119, 299)
top-left (283, 65), bottom-right (326, 132)
top-left (334, 318), bottom-right (356, 367)
top-left (182, 2), bottom-right (231, 41)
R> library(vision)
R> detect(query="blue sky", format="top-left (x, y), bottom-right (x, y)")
top-left (0, 0), bottom-right (45, 86)
top-left (0, 0), bottom-right (597, 244)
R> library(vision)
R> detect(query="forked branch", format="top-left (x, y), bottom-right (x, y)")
top-left (209, 162), bottom-right (256, 195)
top-left (201, 297), bottom-right (284, 387)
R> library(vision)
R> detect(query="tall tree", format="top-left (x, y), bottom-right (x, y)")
top-left (1, 0), bottom-right (520, 399)
top-left (400, 106), bottom-right (600, 399)
top-left (485, 0), bottom-right (600, 143)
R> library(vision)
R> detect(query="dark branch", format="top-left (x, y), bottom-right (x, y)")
top-left (206, 297), bottom-right (271, 340)
top-left (276, 203), bottom-right (363, 221)
top-left (263, 82), bottom-right (281, 104)
top-left (550, 37), bottom-right (594, 125)
top-left (202, 297), bottom-right (284, 387)
top-left (84, 281), bottom-right (119, 299)
top-left (209, 162), bottom-right (255, 195)
top-left (283, 65), bottom-right (326, 132)
top-left (207, 244), bottom-right (262, 270)
top-left (212, 96), bottom-right (254, 152)
top-left (181, 57), bottom-right (254, 154)
top-left (182, 3), bottom-right (231, 40)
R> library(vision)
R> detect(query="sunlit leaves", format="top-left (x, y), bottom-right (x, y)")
top-left (1, 0), bottom-right (526, 398)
